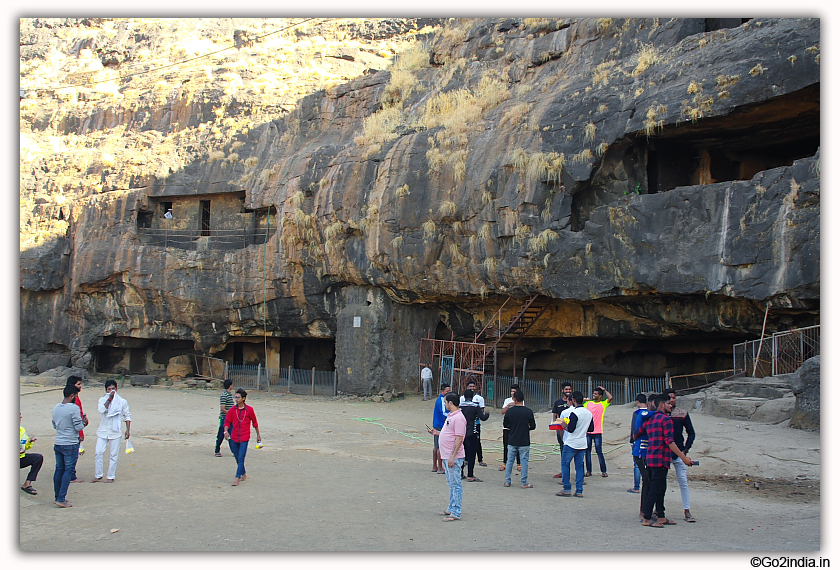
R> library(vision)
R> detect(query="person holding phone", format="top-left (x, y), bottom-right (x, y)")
top-left (92, 380), bottom-right (131, 483)
top-left (20, 412), bottom-right (43, 496)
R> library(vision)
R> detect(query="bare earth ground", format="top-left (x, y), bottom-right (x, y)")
top-left (19, 378), bottom-right (821, 553)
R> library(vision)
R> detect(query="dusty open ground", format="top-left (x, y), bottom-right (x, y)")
top-left (18, 378), bottom-right (821, 555)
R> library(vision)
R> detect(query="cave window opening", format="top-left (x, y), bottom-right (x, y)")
top-left (200, 200), bottom-right (211, 236)
top-left (137, 210), bottom-right (153, 229)
top-left (160, 201), bottom-right (172, 217)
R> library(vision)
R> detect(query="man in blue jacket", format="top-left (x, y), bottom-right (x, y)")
top-left (431, 383), bottom-right (451, 474)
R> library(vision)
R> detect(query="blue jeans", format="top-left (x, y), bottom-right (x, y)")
top-left (53, 444), bottom-right (79, 502)
top-left (505, 445), bottom-right (530, 485)
top-left (633, 459), bottom-right (641, 490)
top-left (443, 457), bottom-right (464, 518)
top-left (561, 445), bottom-right (585, 494)
top-left (228, 439), bottom-right (249, 479)
top-left (585, 433), bottom-right (607, 474)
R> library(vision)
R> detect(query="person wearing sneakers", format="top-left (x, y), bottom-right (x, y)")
top-left (52, 385), bottom-right (85, 507)
top-left (551, 381), bottom-right (573, 478)
top-left (635, 393), bottom-right (694, 528)
top-left (500, 385), bottom-right (522, 471)
top-left (502, 389), bottom-right (536, 489)
top-left (666, 388), bottom-right (697, 523)
top-left (627, 393), bottom-right (648, 493)
top-left (584, 385), bottom-right (612, 477)
top-left (556, 391), bottom-right (593, 498)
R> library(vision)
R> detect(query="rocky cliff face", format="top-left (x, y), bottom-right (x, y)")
top-left (20, 18), bottom-right (819, 393)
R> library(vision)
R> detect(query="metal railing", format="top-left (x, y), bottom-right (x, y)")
top-left (137, 227), bottom-right (274, 250)
top-left (483, 375), bottom-right (669, 412)
top-left (733, 325), bottom-right (820, 378)
top-left (227, 364), bottom-right (337, 396)
top-left (669, 369), bottom-right (738, 391)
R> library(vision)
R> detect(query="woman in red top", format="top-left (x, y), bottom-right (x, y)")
top-left (66, 375), bottom-right (89, 483)
top-left (223, 388), bottom-right (261, 486)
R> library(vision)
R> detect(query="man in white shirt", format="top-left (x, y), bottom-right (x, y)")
top-left (92, 380), bottom-right (132, 483)
top-left (556, 391), bottom-right (594, 498)
top-left (421, 366), bottom-right (433, 400)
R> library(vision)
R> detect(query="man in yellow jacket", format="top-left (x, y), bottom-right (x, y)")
top-left (20, 412), bottom-right (43, 496)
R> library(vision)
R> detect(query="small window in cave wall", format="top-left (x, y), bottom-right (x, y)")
top-left (137, 210), bottom-right (153, 229)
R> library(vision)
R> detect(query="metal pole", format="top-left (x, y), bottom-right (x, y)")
top-left (311, 367), bottom-right (316, 396)
top-left (288, 365), bottom-right (292, 392)
top-left (624, 377), bottom-right (629, 405)
top-left (665, 371), bottom-right (671, 390)
top-left (521, 357), bottom-right (527, 382)
top-left (257, 364), bottom-right (262, 391)
top-left (587, 376), bottom-right (593, 399)
top-left (549, 378), bottom-right (554, 407)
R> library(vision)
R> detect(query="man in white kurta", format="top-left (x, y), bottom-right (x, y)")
top-left (93, 380), bottom-right (131, 482)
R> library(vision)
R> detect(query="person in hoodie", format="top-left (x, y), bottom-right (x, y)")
top-left (91, 380), bottom-right (131, 483)
top-left (459, 389), bottom-right (490, 482)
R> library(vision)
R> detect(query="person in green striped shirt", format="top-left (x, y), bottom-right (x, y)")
top-left (215, 380), bottom-right (234, 457)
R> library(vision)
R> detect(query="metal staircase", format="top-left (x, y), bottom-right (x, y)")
top-left (474, 294), bottom-right (551, 380)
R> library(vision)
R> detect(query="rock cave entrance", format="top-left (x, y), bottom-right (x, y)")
top-left (570, 83), bottom-right (819, 230)
top-left (213, 338), bottom-right (336, 371)
top-left (496, 335), bottom-right (752, 384)
top-left (646, 84), bottom-right (819, 193)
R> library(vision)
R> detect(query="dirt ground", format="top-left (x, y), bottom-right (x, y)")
top-left (18, 377), bottom-right (822, 556)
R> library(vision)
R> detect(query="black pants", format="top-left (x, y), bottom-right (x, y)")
top-left (502, 430), bottom-right (520, 465)
top-left (475, 424), bottom-right (484, 463)
top-left (642, 466), bottom-right (668, 520)
top-left (215, 419), bottom-right (226, 453)
top-left (634, 455), bottom-right (652, 513)
top-left (20, 453), bottom-right (43, 482)
top-left (463, 434), bottom-right (480, 477)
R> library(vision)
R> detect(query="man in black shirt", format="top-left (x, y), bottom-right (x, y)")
top-left (551, 381), bottom-right (573, 478)
top-left (503, 389), bottom-right (536, 488)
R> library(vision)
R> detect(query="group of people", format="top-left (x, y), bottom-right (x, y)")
top-left (424, 372), bottom-right (696, 525)
top-left (629, 388), bottom-right (696, 525)
top-left (19, 376), bottom-right (132, 508)
top-left (427, 380), bottom-right (538, 521)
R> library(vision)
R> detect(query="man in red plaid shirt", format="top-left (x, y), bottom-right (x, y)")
top-left (634, 393), bottom-right (694, 527)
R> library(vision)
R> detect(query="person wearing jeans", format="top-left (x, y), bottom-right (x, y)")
top-left (51, 385), bottom-right (85, 507)
top-left (634, 393), bottom-right (693, 527)
top-left (428, 393), bottom-right (466, 521)
top-left (215, 379), bottom-right (234, 457)
top-left (556, 391), bottom-right (593, 497)
top-left (503, 389), bottom-right (535, 488)
top-left (667, 389), bottom-right (697, 522)
top-left (223, 388), bottom-right (261, 486)
top-left (584, 386), bottom-right (612, 476)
